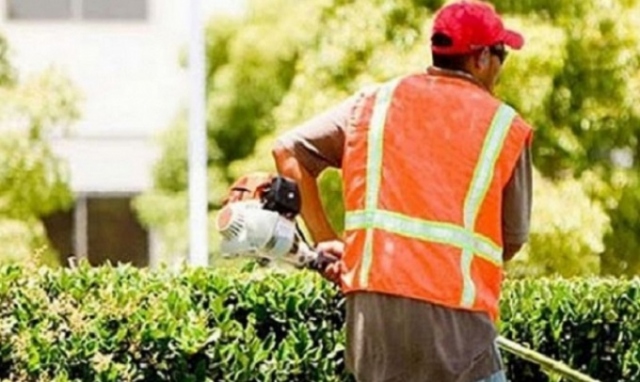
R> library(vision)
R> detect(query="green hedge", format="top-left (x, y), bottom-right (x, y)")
top-left (500, 278), bottom-right (640, 381)
top-left (0, 263), bottom-right (638, 381)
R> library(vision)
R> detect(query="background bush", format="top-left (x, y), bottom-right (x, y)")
top-left (0, 263), bottom-right (638, 381)
top-left (500, 278), bottom-right (640, 381)
top-left (0, 34), bottom-right (81, 267)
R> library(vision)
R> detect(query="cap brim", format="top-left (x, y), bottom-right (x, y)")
top-left (502, 29), bottom-right (524, 50)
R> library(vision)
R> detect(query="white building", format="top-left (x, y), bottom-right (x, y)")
top-left (0, 0), bottom-right (243, 267)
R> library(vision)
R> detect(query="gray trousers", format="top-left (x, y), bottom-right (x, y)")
top-left (345, 292), bottom-right (504, 382)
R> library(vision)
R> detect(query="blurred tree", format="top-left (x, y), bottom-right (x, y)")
top-left (138, 0), bottom-right (640, 276)
top-left (0, 35), bottom-right (15, 86)
top-left (505, 169), bottom-right (610, 278)
top-left (494, 0), bottom-right (640, 276)
top-left (0, 36), bottom-right (80, 265)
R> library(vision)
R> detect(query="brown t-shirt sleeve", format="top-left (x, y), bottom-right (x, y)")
top-left (501, 145), bottom-right (533, 246)
top-left (274, 95), bottom-right (357, 177)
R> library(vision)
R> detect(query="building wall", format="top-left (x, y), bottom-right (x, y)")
top-left (0, 0), bottom-right (191, 138)
top-left (0, 0), bottom-right (245, 266)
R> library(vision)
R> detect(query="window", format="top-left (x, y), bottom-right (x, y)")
top-left (82, 0), bottom-right (147, 20)
top-left (43, 196), bottom-right (151, 268)
top-left (7, 0), bottom-right (72, 20)
top-left (7, 0), bottom-right (148, 21)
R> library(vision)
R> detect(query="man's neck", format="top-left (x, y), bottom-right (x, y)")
top-left (427, 66), bottom-right (491, 94)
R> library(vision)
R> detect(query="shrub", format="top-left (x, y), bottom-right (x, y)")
top-left (0, 264), bottom-right (637, 381)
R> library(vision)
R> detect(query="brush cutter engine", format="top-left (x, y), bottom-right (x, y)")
top-left (215, 175), bottom-right (337, 272)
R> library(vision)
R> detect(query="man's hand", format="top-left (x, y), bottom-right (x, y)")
top-left (315, 240), bottom-right (345, 285)
top-left (503, 243), bottom-right (524, 262)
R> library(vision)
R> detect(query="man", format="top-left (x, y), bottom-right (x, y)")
top-left (272, 1), bottom-right (533, 381)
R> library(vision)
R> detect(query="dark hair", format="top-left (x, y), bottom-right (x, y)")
top-left (430, 32), bottom-right (474, 72)
top-left (431, 53), bottom-right (471, 72)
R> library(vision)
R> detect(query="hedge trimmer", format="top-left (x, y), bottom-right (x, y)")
top-left (215, 175), bottom-right (338, 272)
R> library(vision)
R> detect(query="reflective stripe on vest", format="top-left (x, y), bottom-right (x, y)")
top-left (345, 79), bottom-right (516, 307)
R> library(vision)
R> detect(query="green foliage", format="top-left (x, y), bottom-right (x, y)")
top-left (491, 0), bottom-right (590, 20)
top-left (533, 3), bottom-right (638, 178)
top-left (0, 265), bottom-right (637, 381)
top-left (602, 174), bottom-right (640, 276)
top-left (152, 116), bottom-right (189, 193)
top-left (506, 169), bottom-right (610, 278)
top-left (205, 0), bottom-right (312, 170)
top-left (0, 219), bottom-right (55, 266)
top-left (495, 0), bottom-right (640, 275)
top-left (0, 44), bottom-right (81, 265)
top-left (133, 190), bottom-right (189, 261)
top-left (272, 0), bottom-right (427, 130)
top-left (410, 0), bottom-right (445, 11)
top-left (0, 35), bottom-right (15, 86)
top-left (0, 264), bottom-right (348, 381)
top-left (500, 277), bottom-right (640, 381)
top-left (0, 134), bottom-right (72, 219)
top-left (318, 169), bottom-right (345, 234)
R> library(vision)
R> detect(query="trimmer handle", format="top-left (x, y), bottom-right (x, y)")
top-left (308, 251), bottom-right (339, 273)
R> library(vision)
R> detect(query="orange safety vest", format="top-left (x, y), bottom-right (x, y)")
top-left (341, 73), bottom-right (532, 321)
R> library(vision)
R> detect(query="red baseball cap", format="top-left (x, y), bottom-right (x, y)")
top-left (431, 1), bottom-right (524, 55)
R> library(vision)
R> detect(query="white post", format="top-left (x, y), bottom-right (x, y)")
top-left (73, 195), bottom-right (88, 261)
top-left (188, 0), bottom-right (209, 266)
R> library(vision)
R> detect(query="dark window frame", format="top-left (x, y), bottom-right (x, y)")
top-left (6, 0), bottom-right (148, 22)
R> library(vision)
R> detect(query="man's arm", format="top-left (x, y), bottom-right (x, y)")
top-left (272, 144), bottom-right (339, 242)
top-left (271, 96), bottom-right (356, 243)
top-left (501, 145), bottom-right (533, 262)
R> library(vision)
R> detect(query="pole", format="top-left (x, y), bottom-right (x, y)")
top-left (497, 336), bottom-right (600, 382)
top-left (188, 0), bottom-right (208, 266)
